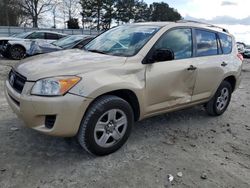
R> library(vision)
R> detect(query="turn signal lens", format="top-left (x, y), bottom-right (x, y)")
top-left (59, 77), bottom-right (81, 94)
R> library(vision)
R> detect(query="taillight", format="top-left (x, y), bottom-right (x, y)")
top-left (237, 53), bottom-right (244, 61)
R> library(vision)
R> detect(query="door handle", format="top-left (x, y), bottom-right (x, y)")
top-left (187, 65), bottom-right (197, 71)
top-left (221, 62), bottom-right (228, 67)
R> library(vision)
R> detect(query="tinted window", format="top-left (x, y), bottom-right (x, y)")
top-left (46, 33), bottom-right (59, 40)
top-left (27, 32), bottom-right (45, 39)
top-left (218, 33), bottom-right (232, 54)
top-left (58, 34), bottom-right (66, 39)
top-left (196, 30), bottom-right (218, 56)
top-left (154, 28), bottom-right (192, 60)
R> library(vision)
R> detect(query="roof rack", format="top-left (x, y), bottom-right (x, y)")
top-left (176, 20), bottom-right (229, 33)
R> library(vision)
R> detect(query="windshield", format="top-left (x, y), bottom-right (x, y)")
top-left (11, 32), bottom-right (33, 39)
top-left (52, 35), bottom-right (85, 49)
top-left (84, 25), bottom-right (160, 57)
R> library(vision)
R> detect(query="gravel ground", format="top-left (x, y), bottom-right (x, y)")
top-left (0, 57), bottom-right (249, 188)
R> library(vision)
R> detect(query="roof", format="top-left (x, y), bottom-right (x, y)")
top-left (34, 30), bottom-right (67, 35)
top-left (131, 20), bottom-right (230, 34)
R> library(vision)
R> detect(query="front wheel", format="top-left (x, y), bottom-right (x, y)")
top-left (77, 95), bottom-right (134, 156)
top-left (205, 81), bottom-right (232, 116)
top-left (9, 45), bottom-right (26, 60)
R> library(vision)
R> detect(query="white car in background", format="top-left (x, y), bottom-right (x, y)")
top-left (237, 43), bottom-right (245, 54)
top-left (0, 31), bottom-right (67, 59)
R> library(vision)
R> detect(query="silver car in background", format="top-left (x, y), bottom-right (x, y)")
top-left (0, 31), bottom-right (66, 59)
top-left (26, 35), bottom-right (94, 57)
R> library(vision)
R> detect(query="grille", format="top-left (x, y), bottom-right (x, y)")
top-left (8, 70), bottom-right (27, 94)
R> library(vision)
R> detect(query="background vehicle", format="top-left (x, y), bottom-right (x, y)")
top-left (27, 35), bottom-right (94, 56)
top-left (237, 43), bottom-right (245, 54)
top-left (5, 22), bottom-right (242, 156)
top-left (243, 46), bottom-right (250, 58)
top-left (0, 31), bottom-right (66, 59)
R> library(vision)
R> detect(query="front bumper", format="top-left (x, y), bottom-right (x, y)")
top-left (5, 80), bottom-right (92, 137)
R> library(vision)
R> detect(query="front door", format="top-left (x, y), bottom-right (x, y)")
top-left (145, 28), bottom-right (197, 114)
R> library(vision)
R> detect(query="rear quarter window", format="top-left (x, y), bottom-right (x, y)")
top-left (218, 33), bottom-right (232, 54)
top-left (45, 33), bottom-right (59, 40)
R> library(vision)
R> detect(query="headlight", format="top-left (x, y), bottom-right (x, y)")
top-left (31, 76), bottom-right (81, 96)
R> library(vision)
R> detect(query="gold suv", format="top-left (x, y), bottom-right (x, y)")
top-left (5, 21), bottom-right (243, 155)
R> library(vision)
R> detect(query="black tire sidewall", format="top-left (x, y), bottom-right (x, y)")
top-left (81, 96), bottom-right (133, 156)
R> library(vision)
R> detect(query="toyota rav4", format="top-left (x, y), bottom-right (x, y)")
top-left (5, 21), bottom-right (243, 155)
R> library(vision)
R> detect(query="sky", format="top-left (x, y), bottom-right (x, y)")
top-left (145, 0), bottom-right (250, 44)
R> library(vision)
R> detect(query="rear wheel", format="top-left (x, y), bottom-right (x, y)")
top-left (205, 81), bottom-right (232, 116)
top-left (10, 45), bottom-right (26, 60)
top-left (77, 95), bottom-right (134, 156)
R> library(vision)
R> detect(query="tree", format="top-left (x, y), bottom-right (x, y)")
top-left (67, 17), bottom-right (79, 29)
top-left (62, 0), bottom-right (80, 20)
top-left (0, 0), bottom-right (25, 26)
top-left (80, 0), bottom-right (103, 30)
top-left (149, 2), bottom-right (182, 22)
top-left (134, 0), bottom-right (150, 22)
top-left (80, 0), bottom-right (96, 29)
top-left (115, 0), bottom-right (135, 24)
top-left (20, 0), bottom-right (54, 27)
top-left (101, 0), bottom-right (116, 30)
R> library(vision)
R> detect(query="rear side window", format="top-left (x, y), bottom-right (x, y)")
top-left (196, 30), bottom-right (218, 56)
top-left (154, 28), bottom-right (192, 60)
top-left (45, 33), bottom-right (59, 40)
top-left (218, 33), bottom-right (232, 54)
top-left (58, 34), bottom-right (65, 39)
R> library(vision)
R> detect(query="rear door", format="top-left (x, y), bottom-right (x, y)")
top-left (145, 28), bottom-right (197, 114)
top-left (191, 29), bottom-right (231, 101)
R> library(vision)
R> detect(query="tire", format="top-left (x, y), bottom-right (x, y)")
top-left (77, 95), bottom-right (134, 156)
top-left (9, 45), bottom-right (26, 60)
top-left (205, 81), bottom-right (232, 116)
top-left (1, 51), bottom-right (9, 58)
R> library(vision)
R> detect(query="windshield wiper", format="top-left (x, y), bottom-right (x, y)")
top-left (87, 49), bottom-right (107, 54)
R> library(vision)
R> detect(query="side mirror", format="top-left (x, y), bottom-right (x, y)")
top-left (144, 49), bottom-right (174, 64)
top-left (153, 49), bottom-right (174, 62)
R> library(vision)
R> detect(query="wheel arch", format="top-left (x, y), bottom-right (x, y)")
top-left (223, 75), bottom-right (236, 91)
top-left (11, 43), bottom-right (27, 50)
top-left (84, 89), bottom-right (141, 122)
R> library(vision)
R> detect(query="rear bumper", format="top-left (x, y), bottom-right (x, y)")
top-left (5, 80), bottom-right (92, 137)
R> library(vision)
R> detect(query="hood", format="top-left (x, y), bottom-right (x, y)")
top-left (14, 49), bottom-right (127, 81)
top-left (0, 37), bottom-right (24, 41)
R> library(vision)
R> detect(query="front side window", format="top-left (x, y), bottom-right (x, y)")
top-left (154, 28), bottom-right (192, 60)
top-left (218, 33), bottom-right (232, 54)
top-left (11, 32), bottom-right (33, 39)
top-left (196, 30), bottom-right (218, 56)
top-left (27, 32), bottom-right (45, 39)
top-left (84, 25), bottom-right (160, 57)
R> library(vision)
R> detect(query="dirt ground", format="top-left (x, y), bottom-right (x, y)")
top-left (0, 57), bottom-right (249, 188)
